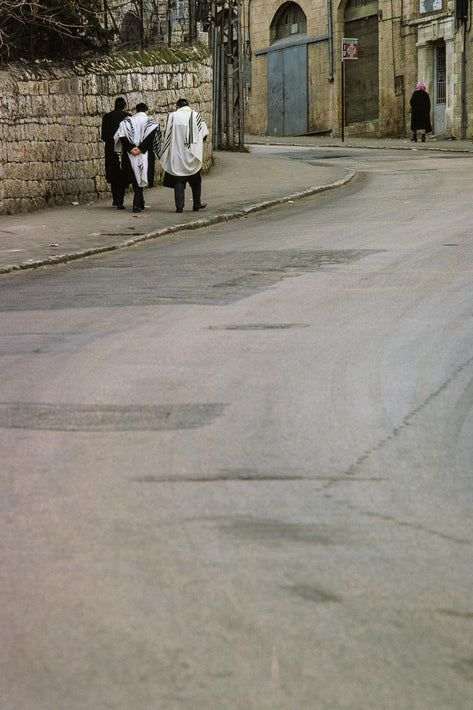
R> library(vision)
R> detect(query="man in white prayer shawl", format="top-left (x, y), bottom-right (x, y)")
top-left (114, 102), bottom-right (161, 213)
top-left (160, 98), bottom-right (209, 213)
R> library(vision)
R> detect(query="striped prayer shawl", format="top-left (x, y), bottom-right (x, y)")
top-left (185, 111), bottom-right (203, 148)
top-left (161, 114), bottom-right (173, 158)
top-left (159, 105), bottom-right (208, 177)
top-left (118, 114), bottom-right (160, 147)
top-left (114, 111), bottom-right (161, 187)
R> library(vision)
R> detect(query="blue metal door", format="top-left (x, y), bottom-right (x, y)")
top-left (268, 44), bottom-right (307, 135)
top-left (283, 44), bottom-right (307, 134)
top-left (267, 50), bottom-right (284, 135)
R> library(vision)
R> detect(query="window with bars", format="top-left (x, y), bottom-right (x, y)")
top-left (270, 2), bottom-right (307, 44)
top-left (436, 44), bottom-right (446, 104)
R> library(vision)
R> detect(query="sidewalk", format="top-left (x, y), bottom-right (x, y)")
top-left (1, 135), bottom-right (471, 274)
top-left (246, 133), bottom-right (473, 152)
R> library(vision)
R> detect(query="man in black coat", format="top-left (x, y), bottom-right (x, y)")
top-left (113, 103), bottom-right (161, 213)
top-left (101, 97), bottom-right (130, 209)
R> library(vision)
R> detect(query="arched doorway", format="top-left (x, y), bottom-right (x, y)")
top-left (344, 0), bottom-right (379, 125)
top-left (267, 2), bottom-right (308, 135)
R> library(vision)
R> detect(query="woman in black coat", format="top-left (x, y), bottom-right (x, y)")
top-left (410, 82), bottom-right (432, 142)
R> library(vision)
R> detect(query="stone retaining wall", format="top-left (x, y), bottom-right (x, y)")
top-left (0, 46), bottom-right (212, 214)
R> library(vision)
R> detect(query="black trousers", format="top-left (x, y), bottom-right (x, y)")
top-left (131, 179), bottom-right (144, 211)
top-left (170, 172), bottom-right (202, 210)
top-left (111, 178), bottom-right (126, 207)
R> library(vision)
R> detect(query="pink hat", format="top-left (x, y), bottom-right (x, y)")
top-left (416, 82), bottom-right (426, 90)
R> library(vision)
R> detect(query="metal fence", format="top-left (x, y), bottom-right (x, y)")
top-left (103, 0), bottom-right (200, 48)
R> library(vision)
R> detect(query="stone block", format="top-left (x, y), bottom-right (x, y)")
top-left (3, 179), bottom-right (26, 198)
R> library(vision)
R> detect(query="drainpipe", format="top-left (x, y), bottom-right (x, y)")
top-left (461, 19), bottom-right (467, 139)
top-left (328, 0), bottom-right (334, 82)
top-left (237, 0), bottom-right (245, 146)
top-left (212, 1), bottom-right (219, 150)
top-left (220, 38), bottom-right (225, 146)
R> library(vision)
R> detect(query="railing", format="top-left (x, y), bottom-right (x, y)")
top-left (0, 0), bottom-right (204, 64)
top-left (103, 0), bottom-right (200, 49)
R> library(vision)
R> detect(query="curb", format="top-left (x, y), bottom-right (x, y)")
top-left (0, 171), bottom-right (356, 275)
top-left (246, 139), bottom-right (473, 154)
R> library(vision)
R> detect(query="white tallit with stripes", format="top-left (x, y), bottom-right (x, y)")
top-left (114, 111), bottom-right (161, 187)
top-left (159, 106), bottom-right (208, 177)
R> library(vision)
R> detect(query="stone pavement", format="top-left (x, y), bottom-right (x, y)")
top-left (1, 135), bottom-right (471, 274)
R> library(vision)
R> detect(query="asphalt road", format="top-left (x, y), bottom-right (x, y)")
top-left (1, 146), bottom-right (473, 709)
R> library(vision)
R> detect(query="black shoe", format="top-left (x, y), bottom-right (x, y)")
top-left (112, 201), bottom-right (117, 206)
top-left (176, 208), bottom-right (183, 213)
top-left (133, 208), bottom-right (141, 213)
top-left (193, 202), bottom-right (207, 211)
top-left (116, 205), bottom-right (125, 210)
top-left (421, 134), bottom-right (426, 142)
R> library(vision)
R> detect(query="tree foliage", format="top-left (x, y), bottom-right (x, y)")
top-left (0, 0), bottom-right (108, 63)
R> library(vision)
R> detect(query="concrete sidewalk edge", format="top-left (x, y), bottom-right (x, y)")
top-left (246, 136), bottom-right (473, 153)
top-left (0, 170), bottom-right (356, 275)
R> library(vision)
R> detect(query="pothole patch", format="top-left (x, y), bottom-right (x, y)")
top-left (0, 402), bottom-right (226, 431)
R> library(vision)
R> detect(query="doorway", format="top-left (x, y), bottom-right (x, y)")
top-left (433, 42), bottom-right (446, 135)
top-left (267, 2), bottom-right (308, 136)
top-left (267, 44), bottom-right (308, 135)
top-left (344, 0), bottom-right (379, 124)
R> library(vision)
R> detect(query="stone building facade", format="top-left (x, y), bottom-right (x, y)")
top-left (0, 47), bottom-right (212, 215)
top-left (243, 0), bottom-right (470, 139)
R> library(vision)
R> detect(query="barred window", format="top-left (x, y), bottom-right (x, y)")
top-left (270, 2), bottom-right (307, 44)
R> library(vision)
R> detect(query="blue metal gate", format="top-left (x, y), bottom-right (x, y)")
top-left (267, 44), bottom-right (308, 135)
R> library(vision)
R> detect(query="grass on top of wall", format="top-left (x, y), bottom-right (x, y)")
top-left (83, 42), bottom-right (211, 72)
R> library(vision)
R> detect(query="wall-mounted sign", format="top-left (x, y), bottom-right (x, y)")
top-left (342, 38), bottom-right (358, 60)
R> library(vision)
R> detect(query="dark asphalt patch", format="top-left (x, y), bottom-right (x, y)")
top-left (207, 323), bottom-right (309, 331)
top-left (0, 402), bottom-right (226, 431)
top-left (216, 516), bottom-right (344, 546)
top-left (0, 248), bottom-right (382, 310)
top-left (0, 331), bottom-right (111, 355)
top-left (284, 583), bottom-right (341, 603)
